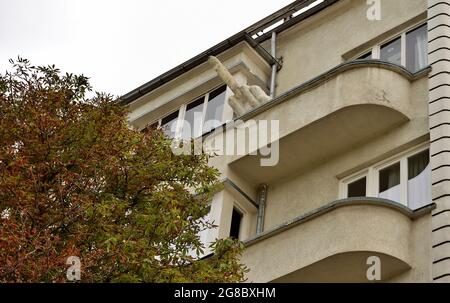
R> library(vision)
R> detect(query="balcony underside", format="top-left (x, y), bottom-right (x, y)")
top-left (272, 252), bottom-right (409, 283)
top-left (241, 198), bottom-right (435, 283)
top-left (230, 104), bottom-right (409, 185)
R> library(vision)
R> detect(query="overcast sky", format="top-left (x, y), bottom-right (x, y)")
top-left (0, 0), bottom-right (293, 97)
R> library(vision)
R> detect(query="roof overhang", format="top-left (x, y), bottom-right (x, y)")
top-left (119, 0), bottom-right (340, 106)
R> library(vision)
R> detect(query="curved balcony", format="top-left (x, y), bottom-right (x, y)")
top-left (241, 198), bottom-right (435, 283)
top-left (227, 61), bottom-right (430, 185)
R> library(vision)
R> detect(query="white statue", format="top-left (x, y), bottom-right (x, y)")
top-left (208, 56), bottom-right (271, 116)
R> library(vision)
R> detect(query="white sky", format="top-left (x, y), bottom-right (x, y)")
top-left (0, 0), bottom-right (293, 97)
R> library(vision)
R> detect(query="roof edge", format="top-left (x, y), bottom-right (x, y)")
top-left (119, 0), bottom-right (340, 106)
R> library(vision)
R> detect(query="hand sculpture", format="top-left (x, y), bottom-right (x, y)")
top-left (208, 56), bottom-right (271, 117)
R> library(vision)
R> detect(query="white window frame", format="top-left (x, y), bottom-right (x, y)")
top-left (373, 155), bottom-right (406, 205)
top-left (231, 197), bottom-right (257, 241)
top-left (178, 94), bottom-right (208, 139)
top-left (154, 85), bottom-right (229, 139)
top-left (230, 205), bottom-right (244, 240)
top-left (340, 170), bottom-right (369, 199)
top-left (156, 109), bottom-right (181, 137)
top-left (354, 22), bottom-right (427, 70)
top-left (339, 142), bottom-right (430, 208)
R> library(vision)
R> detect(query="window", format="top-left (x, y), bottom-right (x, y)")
top-left (342, 173), bottom-right (368, 199)
top-left (378, 163), bottom-right (401, 202)
top-left (141, 121), bottom-right (159, 133)
top-left (406, 24), bottom-right (428, 73)
top-left (408, 149), bottom-right (431, 210)
top-left (380, 37), bottom-right (402, 66)
top-left (357, 52), bottom-right (372, 60)
top-left (204, 86), bottom-right (227, 133)
top-left (348, 177), bottom-right (367, 198)
top-left (182, 97), bottom-right (204, 139)
top-left (353, 23), bottom-right (428, 72)
top-left (161, 110), bottom-right (180, 138)
top-left (152, 85), bottom-right (228, 139)
top-left (230, 208), bottom-right (243, 239)
top-left (341, 144), bottom-right (432, 210)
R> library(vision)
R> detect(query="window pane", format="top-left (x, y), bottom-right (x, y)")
top-left (230, 208), bottom-right (243, 239)
top-left (182, 98), bottom-right (204, 139)
top-left (161, 110), bottom-right (179, 138)
top-left (379, 163), bottom-right (401, 202)
top-left (406, 24), bottom-right (428, 72)
top-left (408, 150), bottom-right (432, 209)
top-left (142, 121), bottom-right (158, 133)
top-left (358, 52), bottom-right (372, 60)
top-left (348, 177), bottom-right (367, 198)
top-left (380, 37), bottom-right (402, 65)
top-left (408, 150), bottom-right (430, 180)
top-left (204, 86), bottom-right (227, 133)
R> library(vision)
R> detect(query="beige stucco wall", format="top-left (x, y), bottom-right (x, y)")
top-left (264, 75), bottom-right (429, 230)
top-left (208, 67), bottom-right (431, 282)
top-left (213, 0), bottom-right (431, 282)
top-left (126, 0), bottom-right (433, 283)
top-left (273, 0), bottom-right (427, 96)
top-left (388, 214), bottom-right (432, 283)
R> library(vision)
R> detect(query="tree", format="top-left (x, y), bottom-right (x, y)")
top-left (0, 58), bottom-right (247, 283)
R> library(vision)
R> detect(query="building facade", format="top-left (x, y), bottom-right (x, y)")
top-left (121, 0), bottom-right (450, 282)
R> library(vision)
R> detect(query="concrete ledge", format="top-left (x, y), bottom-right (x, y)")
top-left (245, 198), bottom-right (436, 247)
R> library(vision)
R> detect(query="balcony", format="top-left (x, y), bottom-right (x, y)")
top-left (227, 61), bottom-right (430, 185)
top-left (241, 198), bottom-right (435, 283)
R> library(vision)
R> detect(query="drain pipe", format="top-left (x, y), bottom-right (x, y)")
top-left (256, 184), bottom-right (268, 235)
top-left (269, 32), bottom-right (277, 99)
